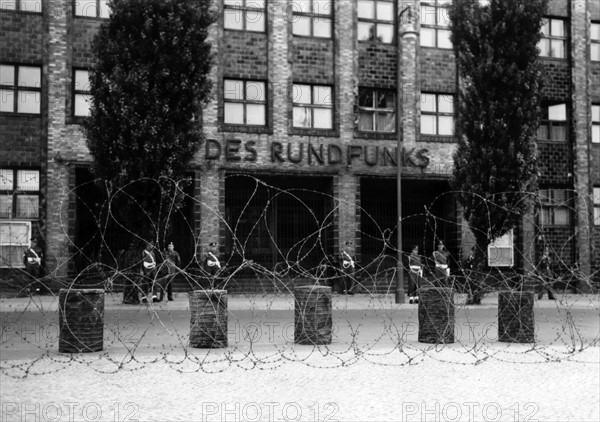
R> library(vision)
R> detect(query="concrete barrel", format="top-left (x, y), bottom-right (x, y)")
top-left (498, 291), bottom-right (535, 343)
top-left (418, 287), bottom-right (455, 344)
top-left (189, 290), bottom-right (228, 348)
top-left (58, 289), bottom-right (104, 353)
top-left (294, 285), bottom-right (332, 345)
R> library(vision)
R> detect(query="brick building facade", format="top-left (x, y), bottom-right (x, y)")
top-left (1, 0), bottom-right (598, 292)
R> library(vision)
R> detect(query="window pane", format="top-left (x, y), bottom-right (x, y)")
top-left (358, 112), bottom-right (374, 131)
top-left (0, 195), bottom-right (12, 218)
top-left (420, 27), bottom-right (436, 47)
top-left (293, 106), bottom-right (312, 127)
top-left (313, 107), bottom-right (332, 129)
top-left (20, 0), bottom-right (41, 12)
top-left (548, 103), bottom-right (566, 121)
top-left (421, 115), bottom-right (437, 135)
top-left (293, 84), bottom-right (312, 105)
top-left (551, 39), bottom-right (564, 58)
top-left (99, 0), bottom-right (110, 18)
top-left (17, 91), bottom-right (40, 114)
top-left (0, 90), bottom-right (14, 112)
top-left (593, 125), bottom-right (600, 143)
top-left (377, 24), bottom-right (394, 43)
top-left (540, 208), bottom-right (550, 225)
top-left (550, 124), bottom-right (567, 141)
top-left (245, 82), bottom-right (265, 102)
top-left (550, 19), bottom-right (564, 37)
top-left (293, 16), bottom-right (311, 36)
top-left (75, 94), bottom-right (91, 116)
top-left (292, 0), bottom-right (310, 13)
top-left (313, 18), bottom-right (332, 38)
top-left (540, 19), bottom-right (549, 36)
top-left (0, 65), bottom-right (15, 86)
top-left (592, 23), bottom-right (600, 41)
top-left (75, 70), bottom-right (90, 92)
top-left (592, 45), bottom-right (600, 62)
top-left (17, 170), bottom-right (39, 191)
top-left (224, 80), bottom-right (243, 100)
top-left (247, 0), bottom-right (266, 9)
top-left (553, 208), bottom-right (569, 225)
top-left (421, 93), bottom-right (436, 112)
top-left (76, 0), bottom-right (97, 17)
top-left (438, 95), bottom-right (454, 113)
top-left (0, 170), bottom-right (13, 190)
top-left (358, 1), bottom-right (374, 19)
top-left (593, 106), bottom-right (600, 122)
top-left (1, 2), bottom-right (16, 10)
top-left (313, 0), bottom-right (332, 15)
top-left (552, 189), bottom-right (567, 202)
top-left (376, 112), bottom-right (395, 132)
top-left (594, 188), bottom-right (600, 205)
top-left (16, 195), bottom-right (39, 218)
top-left (438, 116), bottom-right (454, 135)
top-left (594, 207), bottom-right (600, 226)
top-left (437, 29), bottom-right (452, 49)
top-left (313, 86), bottom-right (332, 105)
top-left (358, 89), bottom-right (373, 107)
top-left (376, 2), bottom-right (394, 21)
top-left (224, 102), bottom-right (244, 124)
top-left (224, 0), bottom-right (241, 6)
top-left (377, 91), bottom-right (394, 109)
top-left (358, 22), bottom-right (375, 41)
top-left (421, 5), bottom-right (436, 25)
top-left (18, 66), bottom-right (41, 88)
top-left (538, 38), bottom-right (550, 56)
top-left (246, 104), bottom-right (265, 125)
top-left (246, 10), bottom-right (266, 32)
top-left (224, 10), bottom-right (244, 30)
top-left (537, 124), bottom-right (549, 140)
top-left (437, 6), bottom-right (450, 27)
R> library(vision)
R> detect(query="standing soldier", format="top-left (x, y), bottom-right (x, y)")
top-left (537, 246), bottom-right (556, 300)
top-left (23, 238), bottom-right (43, 294)
top-left (408, 245), bottom-right (423, 304)
top-left (160, 241), bottom-right (181, 302)
top-left (432, 240), bottom-right (451, 285)
top-left (140, 239), bottom-right (158, 303)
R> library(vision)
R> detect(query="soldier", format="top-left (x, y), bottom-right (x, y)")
top-left (140, 239), bottom-right (158, 303)
top-left (23, 238), bottom-right (43, 294)
top-left (537, 246), bottom-right (556, 300)
top-left (432, 240), bottom-right (451, 285)
top-left (159, 241), bottom-right (180, 302)
top-left (408, 245), bottom-right (423, 304)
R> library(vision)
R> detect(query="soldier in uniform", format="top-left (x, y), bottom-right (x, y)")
top-left (408, 245), bottom-right (423, 304)
top-left (159, 241), bottom-right (180, 302)
top-left (140, 239), bottom-right (158, 303)
top-left (23, 238), bottom-right (43, 294)
top-left (432, 240), bottom-right (451, 286)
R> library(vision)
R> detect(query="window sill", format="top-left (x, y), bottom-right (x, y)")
top-left (223, 28), bottom-right (266, 34)
top-left (292, 34), bottom-right (333, 40)
top-left (420, 45), bottom-right (454, 51)
top-left (74, 15), bottom-right (109, 21)
top-left (0, 9), bottom-right (41, 15)
top-left (220, 124), bottom-right (272, 135)
top-left (536, 140), bottom-right (569, 144)
top-left (354, 131), bottom-right (397, 140)
top-left (0, 112), bottom-right (41, 117)
top-left (290, 127), bottom-right (339, 137)
top-left (419, 135), bottom-right (456, 143)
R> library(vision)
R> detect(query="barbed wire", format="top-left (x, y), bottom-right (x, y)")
top-left (1, 174), bottom-right (598, 378)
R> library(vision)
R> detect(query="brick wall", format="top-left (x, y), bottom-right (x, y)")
top-left (222, 31), bottom-right (268, 80)
top-left (358, 43), bottom-right (396, 88)
top-left (537, 143), bottom-right (572, 184)
top-left (292, 38), bottom-right (335, 84)
top-left (419, 48), bottom-right (456, 92)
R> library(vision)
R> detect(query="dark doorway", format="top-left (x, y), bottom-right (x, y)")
top-left (224, 174), bottom-right (334, 273)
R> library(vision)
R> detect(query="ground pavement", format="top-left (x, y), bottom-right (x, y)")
top-left (1, 292), bottom-right (599, 421)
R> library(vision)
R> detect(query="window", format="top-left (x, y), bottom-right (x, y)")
top-left (420, 0), bottom-right (452, 49)
top-left (224, 79), bottom-right (266, 126)
top-left (0, 64), bottom-right (41, 114)
top-left (0, 0), bottom-right (42, 12)
top-left (73, 69), bottom-right (91, 117)
top-left (223, 0), bottom-right (266, 32)
top-left (0, 221), bottom-right (31, 268)
top-left (594, 187), bottom-right (600, 226)
top-left (0, 169), bottom-right (40, 220)
top-left (420, 93), bottom-right (454, 135)
top-left (539, 18), bottom-right (566, 58)
top-left (74, 0), bottom-right (109, 18)
top-left (357, 0), bottom-right (395, 44)
top-left (357, 88), bottom-right (395, 132)
top-left (292, 0), bottom-right (332, 38)
top-left (591, 22), bottom-right (600, 61)
top-left (538, 189), bottom-right (570, 226)
top-left (488, 230), bottom-right (514, 268)
top-left (538, 103), bottom-right (568, 142)
top-left (592, 105), bottom-right (600, 144)
top-left (292, 84), bottom-right (333, 129)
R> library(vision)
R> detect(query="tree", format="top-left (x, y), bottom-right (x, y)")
top-left (449, 0), bottom-right (547, 304)
top-left (83, 0), bottom-right (215, 246)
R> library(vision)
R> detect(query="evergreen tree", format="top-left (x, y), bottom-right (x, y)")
top-left (449, 0), bottom-right (547, 303)
top-left (83, 0), bottom-right (215, 244)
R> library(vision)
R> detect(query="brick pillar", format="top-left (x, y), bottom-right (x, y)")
top-left (571, 0), bottom-right (592, 288)
top-left (197, 167), bottom-right (221, 260)
top-left (521, 208), bottom-right (536, 274)
top-left (269, 0), bottom-right (290, 138)
top-left (44, 0), bottom-right (70, 278)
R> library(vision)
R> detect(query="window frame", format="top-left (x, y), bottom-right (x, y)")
top-left (223, 0), bottom-right (267, 33)
top-left (291, 0), bottom-right (333, 39)
top-left (357, 0), bottom-right (396, 44)
top-left (593, 187), bottom-right (600, 226)
top-left (73, 68), bottom-right (92, 118)
top-left (537, 103), bottom-right (569, 143)
top-left (0, 0), bottom-right (42, 13)
top-left (0, 63), bottom-right (42, 115)
top-left (539, 17), bottom-right (567, 59)
top-left (357, 87), bottom-right (396, 133)
top-left (223, 79), bottom-right (267, 127)
top-left (0, 168), bottom-right (40, 220)
top-left (0, 220), bottom-right (32, 269)
top-left (73, 0), bottom-right (110, 19)
top-left (592, 22), bottom-right (600, 62)
top-left (538, 188), bottom-right (571, 227)
top-left (292, 83), bottom-right (334, 130)
top-left (420, 92), bottom-right (455, 136)
top-left (420, 0), bottom-right (452, 49)
top-left (592, 104), bottom-right (599, 144)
